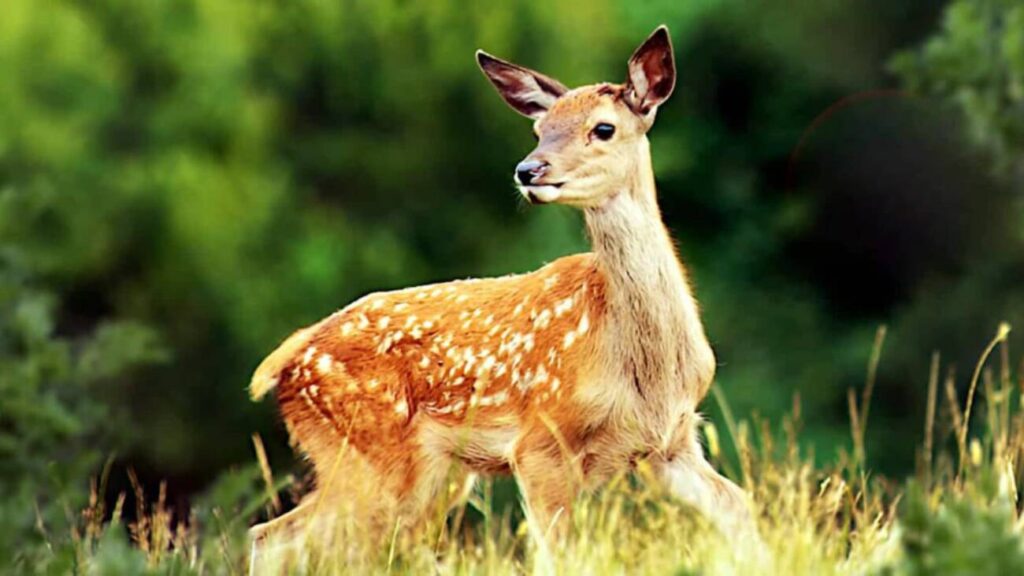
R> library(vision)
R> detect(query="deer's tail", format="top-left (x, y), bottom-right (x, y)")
top-left (249, 326), bottom-right (318, 401)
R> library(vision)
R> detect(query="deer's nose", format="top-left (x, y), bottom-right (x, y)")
top-left (515, 160), bottom-right (549, 186)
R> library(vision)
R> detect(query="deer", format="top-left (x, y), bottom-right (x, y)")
top-left (248, 25), bottom-right (756, 564)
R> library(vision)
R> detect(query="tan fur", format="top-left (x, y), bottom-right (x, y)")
top-left (249, 26), bottom-right (756, 566)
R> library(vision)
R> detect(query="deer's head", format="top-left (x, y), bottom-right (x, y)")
top-left (478, 26), bottom-right (676, 208)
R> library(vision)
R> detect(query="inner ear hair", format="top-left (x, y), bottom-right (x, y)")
top-left (625, 25), bottom-right (676, 116)
top-left (477, 50), bottom-right (568, 119)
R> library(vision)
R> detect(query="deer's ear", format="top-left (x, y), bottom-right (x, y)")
top-left (477, 51), bottom-right (568, 120)
top-left (625, 25), bottom-right (676, 116)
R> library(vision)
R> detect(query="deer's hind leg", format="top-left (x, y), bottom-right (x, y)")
top-left (249, 496), bottom-right (317, 575)
top-left (511, 423), bottom-right (585, 541)
top-left (248, 443), bottom-right (401, 574)
top-left (271, 377), bottom-right (462, 542)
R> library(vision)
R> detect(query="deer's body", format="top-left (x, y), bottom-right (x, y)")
top-left (249, 26), bottom-right (754, 563)
top-left (254, 254), bottom-right (608, 484)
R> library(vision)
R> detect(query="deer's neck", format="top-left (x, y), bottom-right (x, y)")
top-left (583, 139), bottom-right (713, 411)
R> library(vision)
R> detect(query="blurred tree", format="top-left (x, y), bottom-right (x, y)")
top-left (0, 192), bottom-right (166, 567)
top-left (891, 0), bottom-right (1024, 178)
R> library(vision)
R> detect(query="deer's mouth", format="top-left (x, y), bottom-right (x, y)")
top-left (521, 181), bottom-right (564, 189)
top-left (520, 182), bottom-right (564, 204)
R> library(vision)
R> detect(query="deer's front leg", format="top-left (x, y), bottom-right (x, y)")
top-left (651, 418), bottom-right (758, 539)
top-left (654, 450), bottom-right (755, 534)
top-left (511, 425), bottom-right (581, 540)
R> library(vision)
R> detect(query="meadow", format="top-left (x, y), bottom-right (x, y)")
top-left (31, 324), bottom-right (1024, 575)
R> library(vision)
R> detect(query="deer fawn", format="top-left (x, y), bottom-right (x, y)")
top-left (249, 25), bottom-right (755, 561)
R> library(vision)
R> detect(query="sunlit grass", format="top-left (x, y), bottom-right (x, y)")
top-left (49, 323), bottom-right (1024, 575)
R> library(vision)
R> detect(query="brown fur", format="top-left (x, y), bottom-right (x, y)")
top-left (267, 255), bottom-right (607, 486)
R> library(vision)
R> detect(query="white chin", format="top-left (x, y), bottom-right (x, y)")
top-left (519, 185), bottom-right (562, 204)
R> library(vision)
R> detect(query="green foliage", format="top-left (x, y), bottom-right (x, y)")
top-left (878, 482), bottom-right (1024, 576)
top-left (0, 261), bottom-right (166, 566)
top-left (0, 168), bottom-right (168, 563)
top-left (890, 0), bottom-right (1024, 174)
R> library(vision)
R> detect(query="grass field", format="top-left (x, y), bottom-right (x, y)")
top-left (33, 324), bottom-right (1024, 575)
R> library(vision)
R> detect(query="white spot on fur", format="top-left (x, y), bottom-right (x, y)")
top-left (479, 355), bottom-right (496, 374)
top-left (544, 274), bottom-right (559, 289)
top-left (419, 355), bottom-right (431, 368)
top-left (479, 390), bottom-right (509, 407)
top-left (302, 346), bottom-right (317, 365)
top-left (563, 331), bottom-right (576, 349)
top-left (394, 303), bottom-right (409, 312)
top-left (394, 399), bottom-right (409, 417)
top-left (341, 322), bottom-right (354, 336)
top-left (523, 333), bottom-right (535, 352)
top-left (534, 309), bottom-right (552, 329)
top-left (316, 353), bottom-right (333, 375)
top-left (299, 388), bottom-right (316, 411)
top-left (357, 314), bottom-right (370, 329)
top-left (577, 312), bottom-right (589, 335)
top-left (378, 316), bottom-right (391, 329)
top-left (554, 297), bottom-right (574, 317)
top-left (534, 364), bottom-right (549, 386)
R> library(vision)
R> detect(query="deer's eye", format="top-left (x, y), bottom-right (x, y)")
top-left (592, 123), bottom-right (616, 141)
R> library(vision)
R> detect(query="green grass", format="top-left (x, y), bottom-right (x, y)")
top-left (30, 323), bottom-right (1024, 575)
